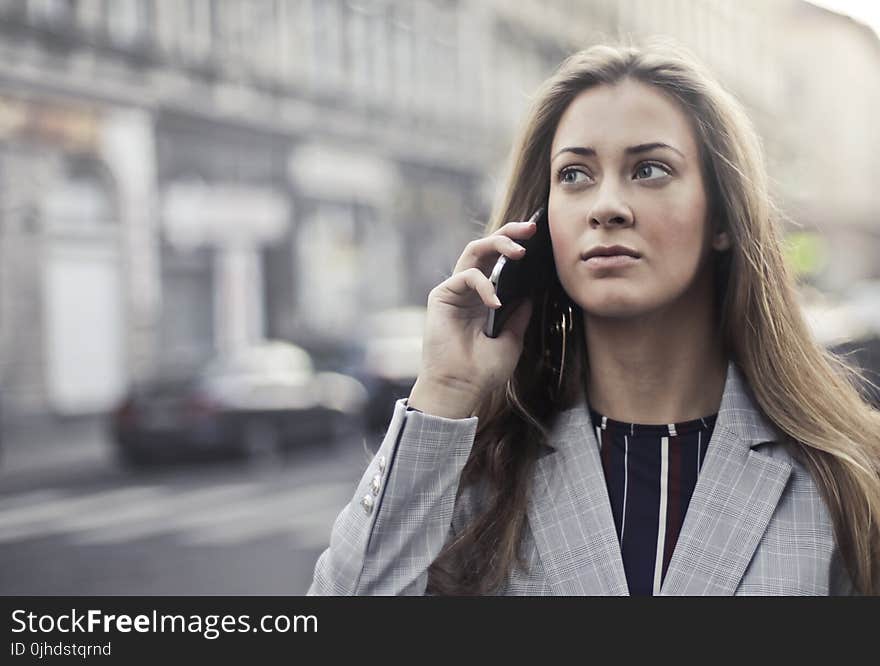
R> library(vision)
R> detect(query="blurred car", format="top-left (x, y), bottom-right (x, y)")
top-left (355, 306), bottom-right (425, 434)
top-left (829, 334), bottom-right (880, 409)
top-left (800, 281), bottom-right (880, 409)
top-left (110, 340), bottom-right (368, 466)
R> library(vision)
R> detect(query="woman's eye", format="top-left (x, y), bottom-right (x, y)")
top-left (559, 167), bottom-right (589, 185)
top-left (634, 163), bottom-right (671, 181)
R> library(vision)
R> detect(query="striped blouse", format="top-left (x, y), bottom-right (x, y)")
top-left (590, 407), bottom-right (717, 596)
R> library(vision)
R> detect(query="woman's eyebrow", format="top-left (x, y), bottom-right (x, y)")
top-left (551, 142), bottom-right (685, 162)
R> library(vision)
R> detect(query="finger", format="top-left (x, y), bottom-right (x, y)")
top-left (494, 208), bottom-right (543, 238)
top-left (492, 212), bottom-right (543, 242)
top-left (440, 267), bottom-right (502, 308)
top-left (453, 225), bottom-right (535, 274)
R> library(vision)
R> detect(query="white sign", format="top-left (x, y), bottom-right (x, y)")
top-left (162, 182), bottom-right (291, 249)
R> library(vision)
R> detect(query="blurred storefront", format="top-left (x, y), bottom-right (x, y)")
top-left (156, 113), bottom-right (291, 370)
top-left (0, 0), bottom-right (877, 427)
top-left (0, 2), bottom-right (501, 422)
top-left (0, 93), bottom-right (141, 418)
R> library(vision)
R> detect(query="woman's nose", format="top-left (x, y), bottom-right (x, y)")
top-left (588, 182), bottom-right (634, 228)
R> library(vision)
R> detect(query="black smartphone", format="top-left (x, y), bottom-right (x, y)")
top-left (484, 206), bottom-right (550, 338)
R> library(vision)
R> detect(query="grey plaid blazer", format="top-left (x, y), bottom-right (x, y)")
top-left (308, 360), bottom-right (856, 595)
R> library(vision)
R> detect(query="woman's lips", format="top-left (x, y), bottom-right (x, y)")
top-left (583, 254), bottom-right (641, 270)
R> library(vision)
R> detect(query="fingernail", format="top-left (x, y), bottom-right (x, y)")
top-left (492, 295), bottom-right (502, 307)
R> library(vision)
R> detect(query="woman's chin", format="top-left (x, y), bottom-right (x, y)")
top-left (576, 296), bottom-right (648, 319)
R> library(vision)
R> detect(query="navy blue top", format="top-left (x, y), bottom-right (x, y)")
top-left (590, 407), bottom-right (717, 596)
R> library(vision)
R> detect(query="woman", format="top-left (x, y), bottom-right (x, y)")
top-left (309, 38), bottom-right (880, 595)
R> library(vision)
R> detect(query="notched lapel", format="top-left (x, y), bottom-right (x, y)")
top-left (524, 360), bottom-right (788, 596)
top-left (526, 405), bottom-right (630, 596)
top-left (659, 362), bottom-right (792, 595)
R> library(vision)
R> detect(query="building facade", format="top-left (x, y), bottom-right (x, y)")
top-left (0, 0), bottom-right (876, 421)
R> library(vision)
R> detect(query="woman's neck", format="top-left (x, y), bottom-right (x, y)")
top-left (582, 296), bottom-right (727, 426)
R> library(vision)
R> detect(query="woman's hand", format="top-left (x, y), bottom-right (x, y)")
top-left (408, 217), bottom-right (538, 418)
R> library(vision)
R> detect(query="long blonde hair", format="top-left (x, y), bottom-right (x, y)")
top-left (426, 37), bottom-right (880, 595)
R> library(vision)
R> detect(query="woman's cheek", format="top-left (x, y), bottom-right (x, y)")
top-left (550, 231), bottom-right (578, 271)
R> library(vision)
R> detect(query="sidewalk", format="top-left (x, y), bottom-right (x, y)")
top-left (0, 413), bottom-right (119, 490)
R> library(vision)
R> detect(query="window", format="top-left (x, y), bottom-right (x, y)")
top-left (309, 0), bottom-right (344, 91)
top-left (26, 0), bottom-right (73, 25)
top-left (347, 1), bottom-right (371, 101)
top-left (277, 0), bottom-right (309, 85)
top-left (184, 0), bottom-right (212, 61)
top-left (105, 0), bottom-right (148, 47)
top-left (390, 2), bottom-right (414, 113)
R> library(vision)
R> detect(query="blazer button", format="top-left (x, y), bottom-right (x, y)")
top-left (370, 473), bottom-right (381, 496)
top-left (377, 455), bottom-right (387, 473)
top-left (360, 494), bottom-right (374, 515)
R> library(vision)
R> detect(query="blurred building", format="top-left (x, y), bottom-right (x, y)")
top-left (0, 0), bottom-right (876, 422)
top-left (779, 1), bottom-right (880, 292)
top-left (617, 0), bottom-right (880, 292)
top-left (0, 1), bottom-right (520, 420)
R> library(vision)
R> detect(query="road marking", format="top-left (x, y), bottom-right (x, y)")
top-left (0, 490), bottom-right (64, 512)
top-left (70, 480), bottom-right (353, 546)
top-left (0, 487), bottom-right (161, 542)
top-left (179, 482), bottom-right (351, 546)
top-left (183, 503), bottom-right (345, 546)
top-left (66, 482), bottom-right (263, 544)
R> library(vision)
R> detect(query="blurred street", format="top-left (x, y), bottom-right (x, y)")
top-left (0, 0), bottom-right (877, 599)
top-left (0, 420), bottom-right (373, 595)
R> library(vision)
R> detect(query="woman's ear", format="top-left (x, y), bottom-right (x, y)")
top-left (712, 230), bottom-right (731, 251)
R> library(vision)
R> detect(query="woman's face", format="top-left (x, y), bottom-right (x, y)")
top-left (548, 78), bottom-right (722, 319)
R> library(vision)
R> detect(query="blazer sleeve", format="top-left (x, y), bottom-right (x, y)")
top-left (307, 398), bottom-right (479, 595)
